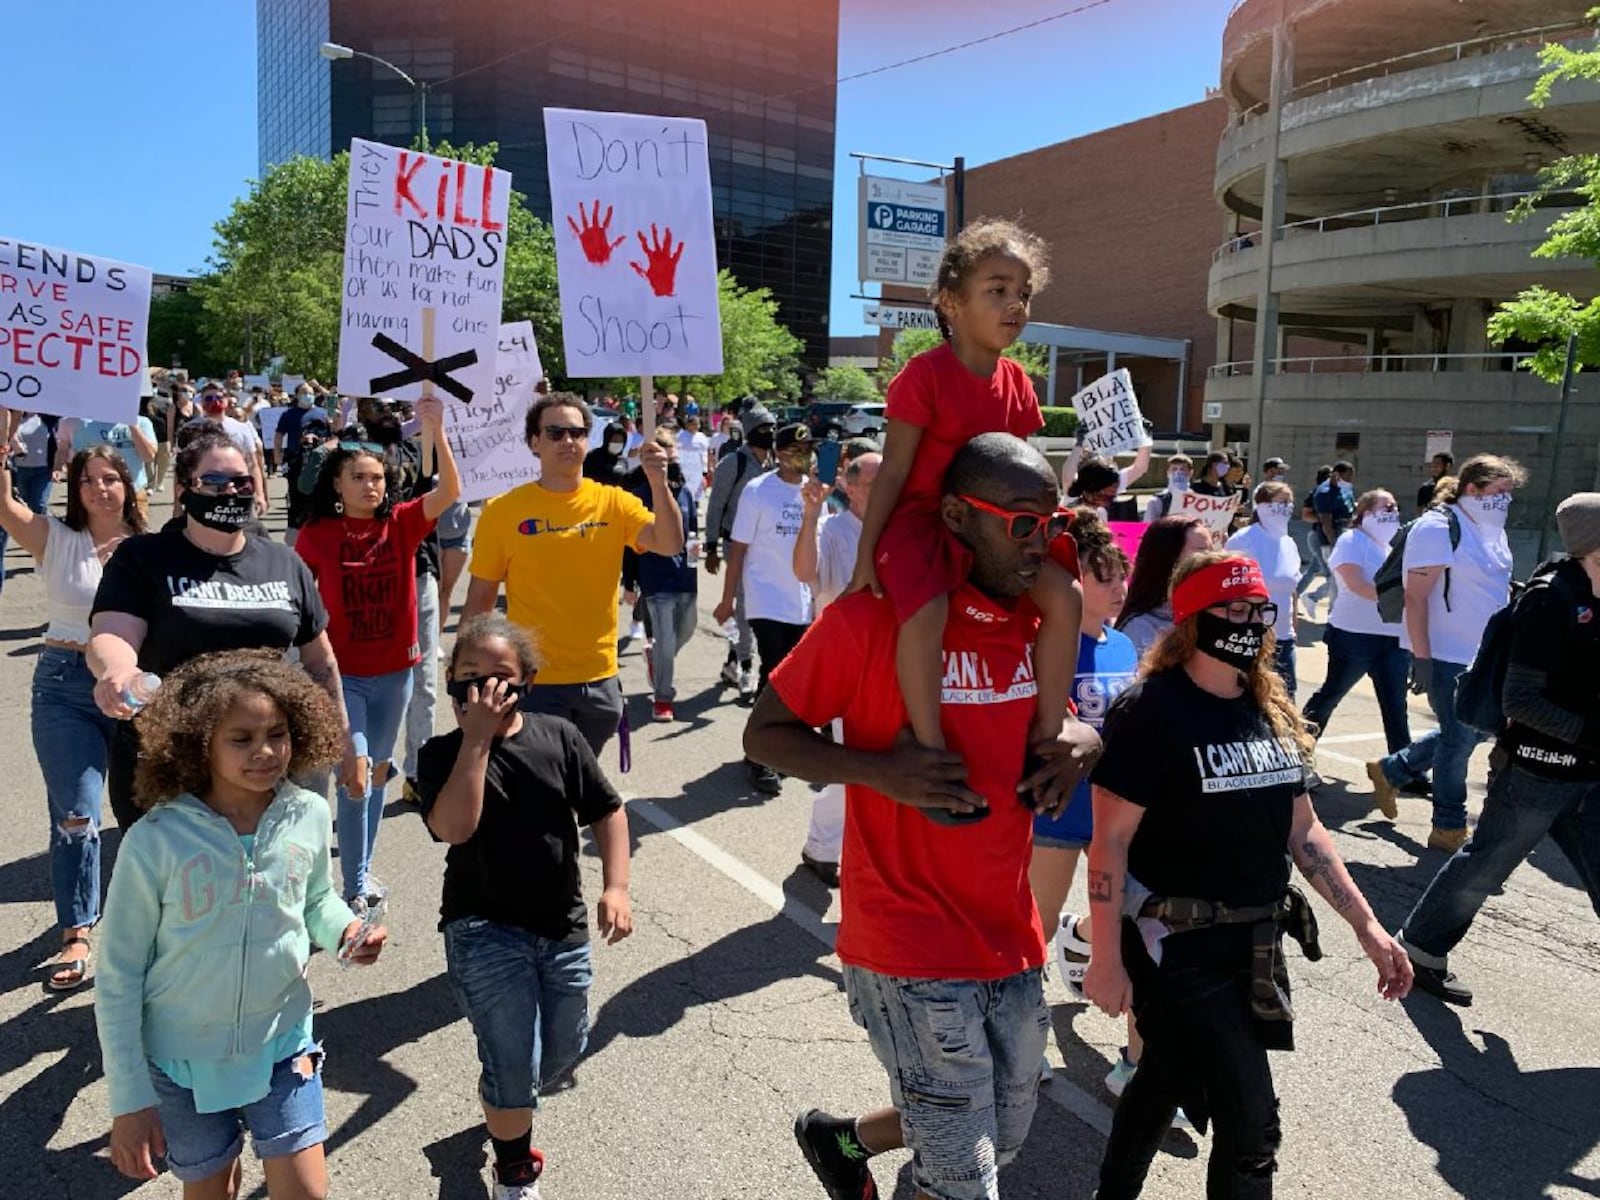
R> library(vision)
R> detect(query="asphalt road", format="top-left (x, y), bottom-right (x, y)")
top-left (1, 484), bottom-right (1596, 1198)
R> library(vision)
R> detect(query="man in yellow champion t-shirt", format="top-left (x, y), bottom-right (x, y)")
top-left (463, 394), bottom-right (685, 752)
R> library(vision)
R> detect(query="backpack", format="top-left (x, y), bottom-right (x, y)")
top-left (1454, 562), bottom-right (1567, 737)
top-left (1375, 507), bottom-right (1460, 625)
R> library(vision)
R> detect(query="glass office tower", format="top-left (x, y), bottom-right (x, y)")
top-left (258, 0), bottom-right (838, 365)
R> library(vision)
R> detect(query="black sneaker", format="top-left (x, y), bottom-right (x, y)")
top-left (749, 759), bottom-right (783, 796)
top-left (1399, 777), bottom-right (1434, 798)
top-left (1411, 962), bottom-right (1472, 1007)
top-left (794, 1110), bottom-right (878, 1200)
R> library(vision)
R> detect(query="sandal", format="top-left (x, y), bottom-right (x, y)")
top-left (46, 935), bottom-right (90, 991)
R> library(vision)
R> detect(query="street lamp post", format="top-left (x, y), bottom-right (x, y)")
top-left (319, 41), bottom-right (429, 150)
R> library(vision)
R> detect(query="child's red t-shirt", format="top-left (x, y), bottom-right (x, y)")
top-left (876, 343), bottom-right (1044, 619)
top-left (294, 497), bottom-right (435, 676)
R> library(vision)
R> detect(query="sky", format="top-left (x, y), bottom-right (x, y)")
top-left (2, 0), bottom-right (1231, 339)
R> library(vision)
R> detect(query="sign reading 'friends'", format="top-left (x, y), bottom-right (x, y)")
top-left (337, 139), bottom-right (510, 407)
top-left (544, 108), bottom-right (723, 378)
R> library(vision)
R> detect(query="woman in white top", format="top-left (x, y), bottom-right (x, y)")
top-left (1370, 456), bottom-right (1525, 852)
top-left (0, 445), bottom-right (145, 990)
top-left (1302, 490), bottom-right (1412, 758)
top-left (1226, 480), bottom-right (1303, 696)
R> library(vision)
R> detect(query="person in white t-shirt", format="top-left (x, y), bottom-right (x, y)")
top-left (1369, 456), bottom-right (1526, 852)
top-left (1225, 480), bottom-right (1302, 696)
top-left (188, 383), bottom-right (267, 513)
top-left (1302, 489), bottom-right (1413, 763)
top-left (675, 407), bottom-right (711, 504)
top-left (714, 423), bottom-right (814, 795)
top-left (790, 449), bottom-right (881, 885)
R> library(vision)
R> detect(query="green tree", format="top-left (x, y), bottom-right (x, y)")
top-left (1488, 15), bottom-right (1600, 380)
top-left (668, 270), bottom-right (803, 403)
top-left (196, 141), bottom-right (562, 381)
top-left (876, 328), bottom-right (1050, 389)
top-left (814, 363), bottom-right (880, 403)
top-left (147, 288), bottom-right (230, 377)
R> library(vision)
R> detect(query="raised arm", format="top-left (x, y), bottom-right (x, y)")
top-left (0, 449), bottom-right (50, 561)
top-left (792, 478), bottom-right (828, 588)
top-left (415, 397), bottom-right (463, 521)
top-left (632, 440), bottom-right (685, 556)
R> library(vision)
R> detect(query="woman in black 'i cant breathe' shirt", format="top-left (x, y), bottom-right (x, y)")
top-left (1083, 551), bottom-right (1412, 1200)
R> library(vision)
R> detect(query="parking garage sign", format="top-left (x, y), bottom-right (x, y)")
top-left (859, 175), bottom-right (947, 288)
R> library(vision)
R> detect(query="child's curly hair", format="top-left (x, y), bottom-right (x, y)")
top-left (1069, 507), bottom-right (1131, 583)
top-left (133, 650), bottom-right (344, 808)
top-left (930, 217), bottom-right (1051, 339)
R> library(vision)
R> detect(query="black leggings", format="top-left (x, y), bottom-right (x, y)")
top-left (108, 720), bottom-right (143, 831)
top-left (1098, 937), bottom-right (1282, 1199)
top-left (748, 618), bottom-right (807, 696)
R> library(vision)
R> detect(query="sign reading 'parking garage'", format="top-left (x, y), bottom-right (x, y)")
top-left (858, 175), bottom-right (947, 288)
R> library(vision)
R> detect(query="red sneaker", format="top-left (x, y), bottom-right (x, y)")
top-left (652, 701), bottom-right (675, 722)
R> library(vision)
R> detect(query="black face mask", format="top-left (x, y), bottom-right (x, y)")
top-left (181, 490), bottom-right (253, 531)
top-left (368, 415), bottom-right (403, 446)
top-left (746, 426), bottom-right (774, 451)
top-left (446, 676), bottom-right (528, 707)
top-left (1194, 612), bottom-right (1267, 671)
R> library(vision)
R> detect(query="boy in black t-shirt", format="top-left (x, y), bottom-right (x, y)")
top-left (417, 613), bottom-right (633, 1199)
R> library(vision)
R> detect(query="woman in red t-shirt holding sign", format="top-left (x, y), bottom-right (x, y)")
top-left (295, 396), bottom-right (461, 904)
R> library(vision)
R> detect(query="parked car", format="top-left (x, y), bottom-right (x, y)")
top-left (840, 402), bottom-right (885, 440)
top-left (804, 401), bottom-right (854, 438)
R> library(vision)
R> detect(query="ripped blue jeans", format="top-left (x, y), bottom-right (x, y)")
top-left (843, 965), bottom-right (1047, 1200)
top-left (32, 648), bottom-right (117, 930)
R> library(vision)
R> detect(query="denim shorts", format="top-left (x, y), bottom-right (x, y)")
top-left (843, 965), bottom-right (1048, 1200)
top-left (438, 500), bottom-right (473, 551)
top-left (147, 1043), bottom-right (326, 1183)
top-left (444, 917), bottom-right (594, 1110)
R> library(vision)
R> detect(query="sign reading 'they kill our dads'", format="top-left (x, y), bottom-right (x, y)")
top-left (337, 139), bottom-right (510, 407)
top-left (544, 108), bottom-right (723, 378)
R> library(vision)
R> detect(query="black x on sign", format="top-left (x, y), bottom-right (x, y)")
top-left (367, 333), bottom-right (479, 404)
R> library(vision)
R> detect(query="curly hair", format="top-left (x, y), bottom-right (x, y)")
top-left (64, 447), bottom-right (147, 534)
top-left (449, 612), bottom-right (543, 679)
top-left (525, 392), bottom-right (592, 444)
top-left (132, 650), bottom-right (344, 808)
top-left (1069, 506), bottom-right (1130, 582)
top-left (1142, 551), bottom-right (1315, 759)
top-left (308, 446), bottom-right (399, 520)
top-left (930, 217), bottom-right (1051, 339)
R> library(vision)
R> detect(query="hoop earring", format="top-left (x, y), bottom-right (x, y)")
top-left (334, 500), bottom-right (344, 515)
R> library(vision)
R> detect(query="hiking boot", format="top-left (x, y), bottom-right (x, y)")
top-left (399, 777), bottom-right (422, 808)
top-left (1410, 962), bottom-right (1473, 1007)
top-left (1365, 761), bottom-right (1400, 820)
top-left (1427, 826), bottom-right (1469, 854)
top-left (1055, 913), bottom-right (1091, 1001)
top-left (793, 1110), bottom-right (878, 1200)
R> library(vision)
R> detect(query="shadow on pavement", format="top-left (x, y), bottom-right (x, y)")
top-left (587, 911), bottom-right (838, 1063)
top-left (421, 1123), bottom-right (493, 1200)
top-left (1395, 1001), bottom-right (1600, 1199)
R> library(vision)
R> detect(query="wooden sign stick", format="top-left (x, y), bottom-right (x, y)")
top-left (421, 307), bottom-right (437, 476)
top-left (640, 373), bottom-right (655, 442)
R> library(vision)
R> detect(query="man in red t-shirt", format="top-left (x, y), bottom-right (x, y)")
top-left (747, 432), bottom-right (1101, 1200)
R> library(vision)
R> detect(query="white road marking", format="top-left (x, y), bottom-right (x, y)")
top-left (1317, 732), bottom-right (1387, 745)
top-left (624, 793), bottom-right (1120, 1136)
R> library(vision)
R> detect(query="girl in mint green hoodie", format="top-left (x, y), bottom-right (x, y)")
top-left (95, 650), bottom-right (388, 1198)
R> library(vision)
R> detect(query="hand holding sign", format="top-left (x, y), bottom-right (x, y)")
top-left (631, 224), bottom-right (685, 297)
top-left (1071, 369), bottom-right (1152, 457)
top-left (568, 201), bottom-right (626, 265)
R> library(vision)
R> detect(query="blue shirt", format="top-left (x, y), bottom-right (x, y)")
top-left (629, 475), bottom-right (698, 596)
top-left (1033, 627), bottom-right (1140, 845)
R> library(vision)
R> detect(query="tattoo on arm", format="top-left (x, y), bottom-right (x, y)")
top-left (1088, 870), bottom-right (1114, 904)
top-left (1298, 838), bottom-right (1356, 915)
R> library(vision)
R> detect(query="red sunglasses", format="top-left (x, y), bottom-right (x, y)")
top-left (956, 494), bottom-right (1073, 542)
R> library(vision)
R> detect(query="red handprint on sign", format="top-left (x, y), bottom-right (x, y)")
top-left (630, 224), bottom-right (686, 297)
top-left (566, 200), bottom-right (626, 265)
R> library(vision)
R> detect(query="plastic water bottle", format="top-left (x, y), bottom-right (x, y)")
top-left (121, 672), bottom-right (162, 713)
top-left (722, 618), bottom-right (740, 644)
top-left (686, 534), bottom-right (702, 564)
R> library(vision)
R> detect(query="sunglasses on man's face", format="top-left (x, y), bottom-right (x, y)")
top-left (956, 494), bottom-right (1072, 542)
top-left (194, 472), bottom-right (256, 495)
top-left (541, 425), bottom-right (589, 442)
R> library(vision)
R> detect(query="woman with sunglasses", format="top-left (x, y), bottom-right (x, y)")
top-left (89, 430), bottom-right (356, 830)
top-left (1226, 480), bottom-right (1302, 697)
top-left (294, 396), bottom-right (461, 906)
top-left (1085, 551), bottom-right (1411, 1199)
top-left (1301, 490), bottom-right (1413, 764)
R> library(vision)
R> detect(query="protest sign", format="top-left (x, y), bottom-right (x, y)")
top-left (1070, 369), bottom-right (1151, 457)
top-left (1174, 488), bottom-right (1240, 533)
top-left (447, 321), bottom-right (545, 502)
top-left (1107, 521), bottom-right (1148, 562)
top-left (0, 238), bottom-right (151, 422)
top-left (337, 139), bottom-right (510, 416)
top-left (257, 405), bottom-right (287, 445)
top-left (543, 108), bottom-right (723, 381)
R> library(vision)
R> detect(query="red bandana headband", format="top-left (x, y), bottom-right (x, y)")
top-left (1171, 556), bottom-right (1269, 625)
